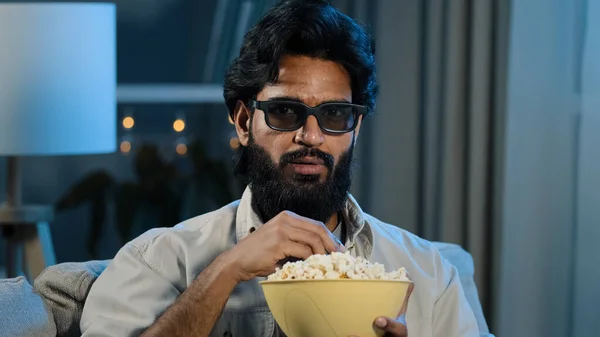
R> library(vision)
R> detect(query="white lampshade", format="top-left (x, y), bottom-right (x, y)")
top-left (0, 3), bottom-right (116, 156)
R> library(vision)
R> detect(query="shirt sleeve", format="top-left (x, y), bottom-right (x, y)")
top-left (432, 260), bottom-right (482, 337)
top-left (80, 243), bottom-right (181, 337)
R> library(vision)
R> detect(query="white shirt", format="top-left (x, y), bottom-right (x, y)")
top-left (81, 187), bottom-right (488, 337)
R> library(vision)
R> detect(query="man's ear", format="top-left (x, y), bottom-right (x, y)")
top-left (234, 100), bottom-right (251, 146)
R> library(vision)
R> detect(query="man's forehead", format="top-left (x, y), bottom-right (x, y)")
top-left (258, 55), bottom-right (352, 104)
top-left (276, 55), bottom-right (349, 80)
top-left (258, 85), bottom-right (352, 106)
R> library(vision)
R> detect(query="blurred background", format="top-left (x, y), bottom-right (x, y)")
top-left (0, 0), bottom-right (598, 336)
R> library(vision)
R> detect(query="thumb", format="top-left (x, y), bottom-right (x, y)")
top-left (374, 316), bottom-right (408, 336)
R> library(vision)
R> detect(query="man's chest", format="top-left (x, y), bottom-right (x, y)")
top-left (209, 279), bottom-right (281, 337)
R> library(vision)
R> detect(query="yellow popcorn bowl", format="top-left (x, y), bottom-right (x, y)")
top-left (259, 279), bottom-right (412, 337)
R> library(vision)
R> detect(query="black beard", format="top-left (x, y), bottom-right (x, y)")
top-left (245, 138), bottom-right (354, 224)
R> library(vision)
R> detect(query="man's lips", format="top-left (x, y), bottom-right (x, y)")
top-left (288, 157), bottom-right (327, 175)
top-left (290, 156), bottom-right (325, 165)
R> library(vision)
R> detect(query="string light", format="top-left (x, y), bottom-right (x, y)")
top-left (229, 137), bottom-right (240, 149)
top-left (120, 140), bottom-right (131, 154)
top-left (122, 116), bottom-right (134, 129)
top-left (121, 108), bottom-right (134, 155)
top-left (176, 143), bottom-right (187, 156)
top-left (173, 119), bottom-right (185, 132)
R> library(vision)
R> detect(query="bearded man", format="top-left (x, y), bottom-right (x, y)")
top-left (81, 1), bottom-right (486, 336)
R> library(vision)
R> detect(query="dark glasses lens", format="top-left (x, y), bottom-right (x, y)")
top-left (264, 102), bottom-right (305, 130)
top-left (318, 103), bottom-right (357, 131)
top-left (255, 100), bottom-right (364, 133)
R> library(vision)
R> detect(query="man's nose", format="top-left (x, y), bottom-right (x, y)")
top-left (294, 115), bottom-right (325, 147)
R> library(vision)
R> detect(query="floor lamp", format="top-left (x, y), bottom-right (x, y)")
top-left (0, 3), bottom-right (116, 279)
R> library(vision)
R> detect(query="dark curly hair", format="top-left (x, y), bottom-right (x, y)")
top-left (223, 0), bottom-right (378, 120)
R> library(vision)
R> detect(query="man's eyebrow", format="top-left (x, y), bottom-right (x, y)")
top-left (266, 96), bottom-right (351, 104)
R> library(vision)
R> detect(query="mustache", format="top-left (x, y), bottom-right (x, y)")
top-left (279, 148), bottom-right (335, 170)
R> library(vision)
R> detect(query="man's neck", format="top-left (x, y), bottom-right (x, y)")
top-left (325, 212), bottom-right (339, 232)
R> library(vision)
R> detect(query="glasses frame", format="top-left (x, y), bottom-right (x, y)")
top-left (249, 99), bottom-right (366, 134)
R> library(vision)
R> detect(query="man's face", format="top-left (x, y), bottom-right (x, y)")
top-left (235, 55), bottom-right (362, 223)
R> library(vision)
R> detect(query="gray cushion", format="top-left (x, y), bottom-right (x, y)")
top-left (33, 260), bottom-right (109, 337)
top-left (0, 276), bottom-right (57, 337)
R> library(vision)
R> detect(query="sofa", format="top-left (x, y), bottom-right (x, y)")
top-left (0, 242), bottom-right (491, 337)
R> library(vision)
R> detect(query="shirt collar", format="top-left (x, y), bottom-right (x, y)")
top-left (235, 186), bottom-right (373, 256)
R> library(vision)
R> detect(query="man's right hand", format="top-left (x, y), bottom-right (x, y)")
top-left (221, 211), bottom-right (346, 283)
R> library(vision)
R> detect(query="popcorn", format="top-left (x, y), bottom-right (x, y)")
top-left (267, 252), bottom-right (410, 281)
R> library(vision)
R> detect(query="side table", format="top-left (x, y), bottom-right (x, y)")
top-left (0, 205), bottom-right (56, 280)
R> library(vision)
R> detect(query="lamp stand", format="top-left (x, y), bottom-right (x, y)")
top-left (1, 156), bottom-right (56, 280)
top-left (7, 156), bottom-right (22, 207)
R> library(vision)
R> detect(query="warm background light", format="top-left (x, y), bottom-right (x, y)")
top-left (176, 143), bottom-right (187, 155)
top-left (122, 116), bottom-right (134, 129)
top-left (173, 119), bottom-right (185, 132)
top-left (229, 137), bottom-right (240, 149)
top-left (120, 140), bottom-right (131, 154)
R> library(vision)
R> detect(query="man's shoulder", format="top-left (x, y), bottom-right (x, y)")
top-left (127, 200), bottom-right (241, 255)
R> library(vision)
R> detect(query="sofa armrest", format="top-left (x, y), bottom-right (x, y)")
top-left (33, 260), bottom-right (109, 337)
